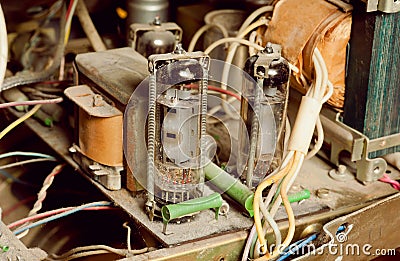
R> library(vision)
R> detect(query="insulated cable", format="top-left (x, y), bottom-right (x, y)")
top-left (12, 201), bottom-right (113, 235)
top-left (188, 23), bottom-right (229, 52)
top-left (1, 3), bottom-right (66, 92)
top-left (76, 0), bottom-right (107, 51)
top-left (0, 104), bottom-right (41, 141)
top-left (0, 97), bottom-right (63, 109)
top-left (251, 47), bottom-right (332, 260)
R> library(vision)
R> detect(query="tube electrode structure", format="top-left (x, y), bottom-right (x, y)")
top-left (238, 43), bottom-right (290, 188)
top-left (146, 45), bottom-right (210, 220)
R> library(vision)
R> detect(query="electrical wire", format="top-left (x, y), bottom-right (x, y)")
top-left (7, 206), bottom-right (117, 229)
top-left (204, 37), bottom-right (264, 55)
top-left (251, 47), bottom-right (332, 260)
top-left (0, 4), bottom-right (8, 90)
top-left (28, 164), bottom-right (65, 217)
top-left (13, 164), bottom-right (64, 239)
top-left (0, 157), bottom-right (57, 170)
top-left (64, 0), bottom-right (78, 45)
top-left (76, 0), bottom-right (107, 52)
top-left (1, 3), bottom-right (66, 92)
top-left (0, 169), bottom-right (37, 187)
top-left (276, 233), bottom-right (318, 261)
top-left (217, 18), bottom-right (268, 119)
top-left (0, 151), bottom-right (55, 159)
top-left (123, 222), bottom-right (132, 251)
top-left (45, 244), bottom-right (149, 261)
top-left (0, 104), bottom-right (42, 141)
top-left (12, 201), bottom-right (113, 235)
top-left (238, 6), bottom-right (274, 35)
top-left (253, 155), bottom-right (294, 254)
top-left (185, 84), bottom-right (241, 101)
top-left (188, 23), bottom-right (229, 52)
top-left (305, 117), bottom-right (323, 160)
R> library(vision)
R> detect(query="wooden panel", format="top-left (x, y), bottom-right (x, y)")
top-left (343, 1), bottom-right (400, 157)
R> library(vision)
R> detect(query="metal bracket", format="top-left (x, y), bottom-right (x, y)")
top-left (364, 0), bottom-right (400, 13)
top-left (321, 110), bottom-right (400, 183)
top-left (69, 144), bottom-right (122, 190)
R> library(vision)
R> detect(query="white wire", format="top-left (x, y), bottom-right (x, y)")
top-left (248, 31), bottom-right (258, 56)
top-left (64, 0), bottom-right (79, 45)
top-left (204, 37), bottom-right (263, 56)
top-left (76, 0), bottom-right (106, 52)
top-left (0, 151), bottom-right (55, 159)
top-left (305, 116), bottom-right (323, 160)
top-left (322, 80), bottom-right (334, 104)
top-left (254, 154), bottom-right (305, 258)
top-left (238, 6), bottom-right (273, 34)
top-left (0, 4), bottom-right (8, 90)
top-left (188, 23), bottom-right (229, 52)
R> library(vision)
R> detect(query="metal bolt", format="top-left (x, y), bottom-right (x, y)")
top-left (264, 42), bottom-right (274, 54)
top-left (317, 188), bottom-right (330, 199)
top-left (173, 43), bottom-right (185, 54)
top-left (153, 16), bottom-right (161, 26)
top-left (69, 146), bottom-right (77, 153)
top-left (93, 94), bottom-right (104, 107)
top-left (338, 165), bottom-right (347, 175)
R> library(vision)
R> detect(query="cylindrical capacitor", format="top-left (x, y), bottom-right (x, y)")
top-left (126, 0), bottom-right (169, 26)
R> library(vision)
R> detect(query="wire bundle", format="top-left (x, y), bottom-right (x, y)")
top-left (189, 7), bottom-right (332, 259)
top-left (245, 48), bottom-right (332, 260)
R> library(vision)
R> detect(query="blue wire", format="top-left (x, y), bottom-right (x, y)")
top-left (277, 234), bottom-right (318, 261)
top-left (13, 201), bottom-right (113, 235)
top-left (0, 169), bottom-right (36, 187)
top-left (277, 225), bottom-right (347, 261)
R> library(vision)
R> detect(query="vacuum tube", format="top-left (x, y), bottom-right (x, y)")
top-left (238, 43), bottom-right (290, 188)
top-left (146, 44), bottom-right (210, 220)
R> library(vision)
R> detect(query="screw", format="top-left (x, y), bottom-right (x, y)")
top-left (317, 188), bottom-right (330, 199)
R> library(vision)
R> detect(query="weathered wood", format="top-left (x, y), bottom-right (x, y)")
top-left (344, 1), bottom-right (400, 157)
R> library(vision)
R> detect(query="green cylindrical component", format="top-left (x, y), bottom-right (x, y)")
top-left (287, 189), bottom-right (310, 203)
top-left (34, 110), bottom-right (54, 127)
top-left (162, 192), bottom-right (223, 224)
top-left (204, 162), bottom-right (254, 217)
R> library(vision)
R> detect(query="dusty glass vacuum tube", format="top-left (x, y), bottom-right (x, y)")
top-left (238, 43), bottom-right (290, 188)
top-left (146, 44), bottom-right (210, 220)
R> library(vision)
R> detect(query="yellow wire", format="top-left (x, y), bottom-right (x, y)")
top-left (252, 155), bottom-right (294, 254)
top-left (255, 152), bottom-right (304, 260)
top-left (0, 105), bottom-right (42, 141)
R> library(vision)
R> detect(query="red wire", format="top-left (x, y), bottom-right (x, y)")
top-left (1, 196), bottom-right (36, 217)
top-left (378, 173), bottom-right (400, 190)
top-left (7, 206), bottom-right (117, 229)
top-left (185, 84), bottom-right (241, 101)
top-left (66, 0), bottom-right (74, 19)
